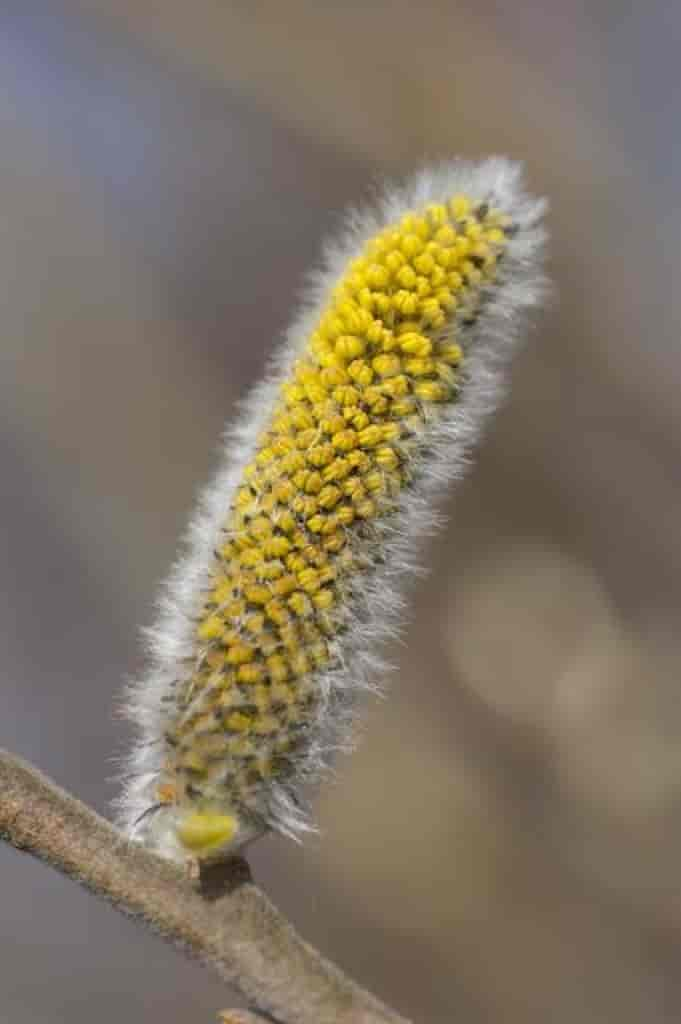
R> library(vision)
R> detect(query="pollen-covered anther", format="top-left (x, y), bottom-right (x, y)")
top-left (176, 811), bottom-right (238, 856)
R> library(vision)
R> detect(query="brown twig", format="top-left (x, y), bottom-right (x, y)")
top-left (0, 749), bottom-right (409, 1024)
top-left (218, 1013), bottom-right (275, 1024)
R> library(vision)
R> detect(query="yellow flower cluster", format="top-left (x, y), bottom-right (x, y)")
top-left (159, 193), bottom-right (511, 839)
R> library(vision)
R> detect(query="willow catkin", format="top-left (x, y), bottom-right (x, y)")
top-left (118, 159), bottom-right (547, 864)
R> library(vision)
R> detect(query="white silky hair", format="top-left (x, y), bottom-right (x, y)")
top-left (116, 157), bottom-right (547, 854)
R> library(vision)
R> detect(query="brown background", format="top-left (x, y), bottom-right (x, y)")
top-left (2, 3), bottom-right (681, 1022)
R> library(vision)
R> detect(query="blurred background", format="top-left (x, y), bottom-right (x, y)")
top-left (1, 3), bottom-right (681, 1022)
